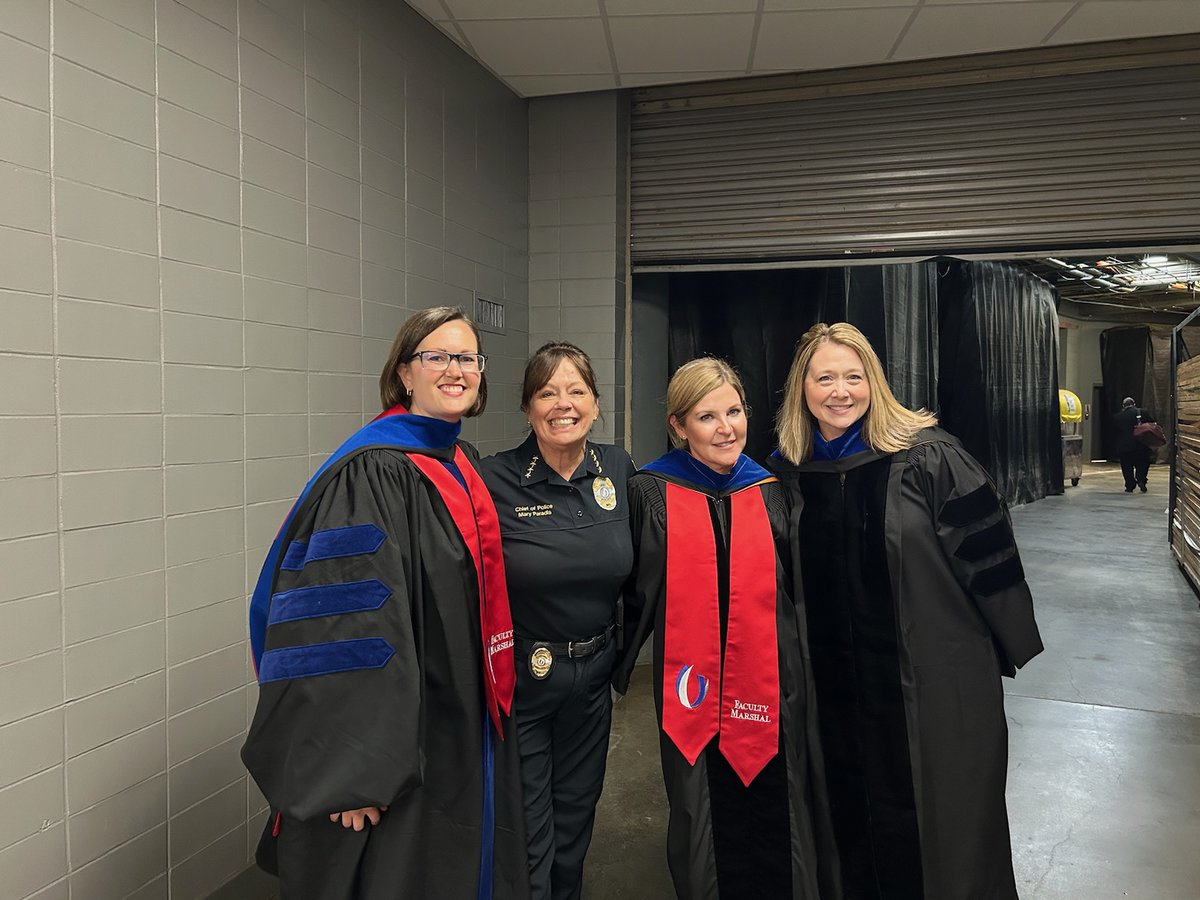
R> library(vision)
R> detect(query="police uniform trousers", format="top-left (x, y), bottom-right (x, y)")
top-left (515, 637), bottom-right (616, 900)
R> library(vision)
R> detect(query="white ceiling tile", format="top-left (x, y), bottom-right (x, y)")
top-left (606, 0), bottom-right (760, 13)
top-left (416, 0), bottom-right (1200, 98)
top-left (765, 0), bottom-right (916, 9)
top-left (609, 14), bottom-right (757, 73)
top-left (505, 74), bottom-right (621, 97)
top-left (1052, 0), bottom-right (1200, 42)
top-left (754, 8), bottom-right (912, 70)
top-left (458, 18), bottom-right (613, 75)
top-left (446, 0), bottom-right (600, 18)
top-left (894, 2), bottom-right (1075, 60)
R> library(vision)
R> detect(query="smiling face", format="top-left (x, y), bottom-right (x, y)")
top-left (670, 382), bottom-right (747, 474)
top-left (804, 340), bottom-right (871, 441)
top-left (397, 320), bottom-right (480, 422)
top-left (527, 359), bottom-right (598, 455)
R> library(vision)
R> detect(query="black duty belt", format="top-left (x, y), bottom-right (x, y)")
top-left (516, 625), bottom-right (614, 680)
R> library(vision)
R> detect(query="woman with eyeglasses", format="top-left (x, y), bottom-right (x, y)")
top-left (479, 342), bottom-right (636, 900)
top-left (242, 307), bottom-right (529, 899)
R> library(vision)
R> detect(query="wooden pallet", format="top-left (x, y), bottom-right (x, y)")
top-left (1172, 356), bottom-right (1200, 594)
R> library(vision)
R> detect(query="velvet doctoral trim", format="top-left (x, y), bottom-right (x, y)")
top-left (266, 580), bottom-right (392, 626)
top-left (641, 448), bottom-right (773, 491)
top-left (249, 405), bottom-right (458, 669)
top-left (258, 637), bottom-right (396, 683)
top-left (812, 418), bottom-right (869, 461)
top-left (280, 523), bottom-right (387, 572)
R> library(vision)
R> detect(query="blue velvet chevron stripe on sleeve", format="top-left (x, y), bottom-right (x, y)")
top-left (258, 637), bottom-right (396, 683)
top-left (267, 579), bottom-right (392, 626)
top-left (280, 523), bottom-right (387, 571)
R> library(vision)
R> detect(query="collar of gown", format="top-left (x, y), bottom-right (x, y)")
top-left (370, 404), bottom-right (462, 450)
top-left (641, 448), bottom-right (772, 491)
top-left (812, 418), bottom-right (869, 461)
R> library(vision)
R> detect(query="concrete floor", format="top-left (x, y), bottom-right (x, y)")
top-left (584, 461), bottom-right (1200, 899)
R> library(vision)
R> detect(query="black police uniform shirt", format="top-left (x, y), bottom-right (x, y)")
top-left (480, 431), bottom-right (636, 643)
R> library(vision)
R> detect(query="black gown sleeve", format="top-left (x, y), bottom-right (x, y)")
top-left (909, 438), bottom-right (1044, 674)
top-left (242, 450), bottom-right (425, 821)
top-left (611, 474), bottom-right (666, 695)
top-left (612, 450), bottom-right (639, 655)
top-left (762, 481), bottom-right (796, 594)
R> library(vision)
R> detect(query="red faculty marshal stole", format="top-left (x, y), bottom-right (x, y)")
top-left (662, 482), bottom-right (780, 787)
top-left (407, 449), bottom-right (516, 737)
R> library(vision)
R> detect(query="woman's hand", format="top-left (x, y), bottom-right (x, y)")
top-left (329, 806), bottom-right (388, 830)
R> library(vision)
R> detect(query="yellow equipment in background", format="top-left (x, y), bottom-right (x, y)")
top-left (1059, 389), bottom-right (1083, 423)
top-left (1060, 389), bottom-right (1084, 487)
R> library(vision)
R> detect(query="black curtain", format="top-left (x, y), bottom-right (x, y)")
top-left (668, 269), bottom-right (820, 462)
top-left (662, 259), bottom-right (1060, 505)
top-left (666, 264), bottom-right (939, 462)
top-left (884, 264), bottom-right (940, 413)
top-left (937, 261), bottom-right (1062, 504)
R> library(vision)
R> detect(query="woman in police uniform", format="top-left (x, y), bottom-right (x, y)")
top-left (480, 342), bottom-right (635, 900)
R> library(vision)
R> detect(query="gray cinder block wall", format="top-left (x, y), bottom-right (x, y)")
top-left (0, 1), bottom-right (529, 897)
top-left (527, 91), bottom-right (630, 448)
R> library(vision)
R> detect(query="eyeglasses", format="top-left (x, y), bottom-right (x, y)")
top-left (409, 350), bottom-right (487, 373)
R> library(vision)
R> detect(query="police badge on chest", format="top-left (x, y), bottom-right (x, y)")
top-left (592, 476), bottom-right (617, 510)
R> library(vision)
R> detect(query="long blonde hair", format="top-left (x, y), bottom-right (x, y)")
top-left (666, 357), bottom-right (747, 449)
top-left (776, 322), bottom-right (936, 463)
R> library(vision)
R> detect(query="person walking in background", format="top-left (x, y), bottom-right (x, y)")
top-left (480, 342), bottom-right (636, 900)
top-left (242, 307), bottom-right (529, 900)
top-left (1113, 396), bottom-right (1153, 492)
top-left (770, 322), bottom-right (1042, 900)
top-left (615, 357), bottom-right (836, 900)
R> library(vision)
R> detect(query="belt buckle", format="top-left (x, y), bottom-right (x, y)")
top-left (528, 642), bottom-right (554, 679)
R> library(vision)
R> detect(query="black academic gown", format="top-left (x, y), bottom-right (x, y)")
top-left (613, 459), bottom-right (837, 900)
top-left (242, 429), bottom-right (529, 900)
top-left (769, 427), bottom-right (1043, 900)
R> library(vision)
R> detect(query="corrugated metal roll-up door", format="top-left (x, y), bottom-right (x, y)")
top-left (629, 35), bottom-right (1200, 269)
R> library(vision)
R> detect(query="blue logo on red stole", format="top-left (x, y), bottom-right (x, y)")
top-left (675, 664), bottom-right (710, 709)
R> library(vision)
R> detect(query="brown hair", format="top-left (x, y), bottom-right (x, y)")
top-left (775, 322), bottom-right (936, 463)
top-left (378, 306), bottom-right (487, 416)
top-left (520, 341), bottom-right (601, 411)
top-left (665, 357), bottom-right (747, 449)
